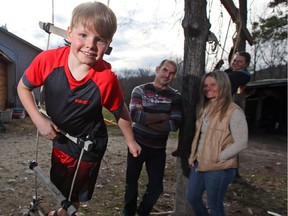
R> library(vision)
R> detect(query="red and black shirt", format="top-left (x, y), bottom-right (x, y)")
top-left (22, 46), bottom-right (123, 161)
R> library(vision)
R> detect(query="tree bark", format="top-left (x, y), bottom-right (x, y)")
top-left (237, 0), bottom-right (247, 51)
top-left (173, 0), bottom-right (210, 215)
top-left (172, 158), bottom-right (194, 216)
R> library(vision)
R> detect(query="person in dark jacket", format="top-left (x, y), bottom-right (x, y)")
top-left (225, 51), bottom-right (251, 95)
top-left (214, 51), bottom-right (251, 95)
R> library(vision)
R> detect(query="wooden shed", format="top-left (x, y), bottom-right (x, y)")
top-left (0, 26), bottom-right (42, 110)
top-left (0, 50), bottom-right (13, 109)
top-left (245, 78), bottom-right (287, 135)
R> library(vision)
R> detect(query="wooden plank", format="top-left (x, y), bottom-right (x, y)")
top-left (0, 91), bottom-right (6, 109)
top-left (39, 21), bottom-right (67, 39)
top-left (0, 62), bottom-right (7, 76)
top-left (220, 0), bottom-right (253, 45)
top-left (0, 61), bottom-right (7, 109)
top-left (39, 21), bottom-right (113, 55)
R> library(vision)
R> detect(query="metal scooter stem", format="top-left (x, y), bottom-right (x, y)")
top-left (38, 107), bottom-right (93, 151)
top-left (29, 107), bottom-right (93, 215)
top-left (29, 161), bottom-right (77, 216)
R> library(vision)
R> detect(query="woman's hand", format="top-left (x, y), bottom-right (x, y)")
top-left (188, 156), bottom-right (194, 167)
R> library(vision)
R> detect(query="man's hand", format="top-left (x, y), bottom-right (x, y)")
top-left (214, 59), bottom-right (224, 70)
top-left (128, 141), bottom-right (142, 157)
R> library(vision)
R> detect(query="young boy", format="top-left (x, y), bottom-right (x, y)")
top-left (17, 2), bottom-right (141, 216)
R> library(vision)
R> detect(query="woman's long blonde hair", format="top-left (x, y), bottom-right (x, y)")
top-left (198, 71), bottom-right (232, 121)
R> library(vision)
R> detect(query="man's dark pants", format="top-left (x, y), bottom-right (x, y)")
top-left (123, 143), bottom-right (166, 216)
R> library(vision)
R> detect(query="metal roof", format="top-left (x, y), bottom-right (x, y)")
top-left (246, 78), bottom-right (287, 88)
top-left (0, 27), bottom-right (42, 52)
top-left (0, 49), bottom-right (13, 63)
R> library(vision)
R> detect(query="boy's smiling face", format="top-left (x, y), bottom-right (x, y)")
top-left (67, 24), bottom-right (110, 66)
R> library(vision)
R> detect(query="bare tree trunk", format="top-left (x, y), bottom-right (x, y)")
top-left (172, 158), bottom-right (194, 216)
top-left (173, 0), bottom-right (210, 215)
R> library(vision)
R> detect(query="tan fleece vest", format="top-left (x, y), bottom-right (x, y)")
top-left (190, 103), bottom-right (241, 172)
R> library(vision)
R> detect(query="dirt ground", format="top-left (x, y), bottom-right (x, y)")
top-left (0, 117), bottom-right (287, 216)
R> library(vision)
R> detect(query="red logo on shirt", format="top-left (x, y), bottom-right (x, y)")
top-left (75, 99), bottom-right (91, 105)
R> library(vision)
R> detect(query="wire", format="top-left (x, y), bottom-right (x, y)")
top-left (34, 0), bottom-right (55, 209)
top-left (221, 18), bottom-right (232, 59)
top-left (34, 130), bottom-right (40, 200)
top-left (231, 11), bottom-right (242, 59)
top-left (68, 148), bottom-right (85, 201)
top-left (46, 0), bottom-right (54, 50)
top-left (207, 0), bottom-right (214, 20)
top-left (52, 0), bottom-right (54, 24)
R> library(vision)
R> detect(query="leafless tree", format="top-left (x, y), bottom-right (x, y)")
top-left (172, 0), bottom-right (210, 215)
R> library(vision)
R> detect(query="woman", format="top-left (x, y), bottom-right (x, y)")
top-left (187, 71), bottom-right (248, 216)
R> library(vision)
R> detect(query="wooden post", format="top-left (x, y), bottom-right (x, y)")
top-left (220, 0), bottom-right (253, 46)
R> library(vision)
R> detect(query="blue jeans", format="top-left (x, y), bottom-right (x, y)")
top-left (187, 161), bottom-right (236, 216)
top-left (123, 144), bottom-right (166, 216)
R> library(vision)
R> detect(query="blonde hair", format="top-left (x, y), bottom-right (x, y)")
top-left (70, 1), bottom-right (117, 40)
top-left (198, 71), bottom-right (232, 121)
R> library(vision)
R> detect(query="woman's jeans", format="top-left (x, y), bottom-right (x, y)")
top-left (123, 144), bottom-right (166, 216)
top-left (187, 161), bottom-right (236, 216)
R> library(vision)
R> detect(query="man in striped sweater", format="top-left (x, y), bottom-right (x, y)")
top-left (122, 59), bottom-right (182, 216)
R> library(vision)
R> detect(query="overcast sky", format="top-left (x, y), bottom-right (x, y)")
top-left (0, 0), bottom-right (270, 73)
